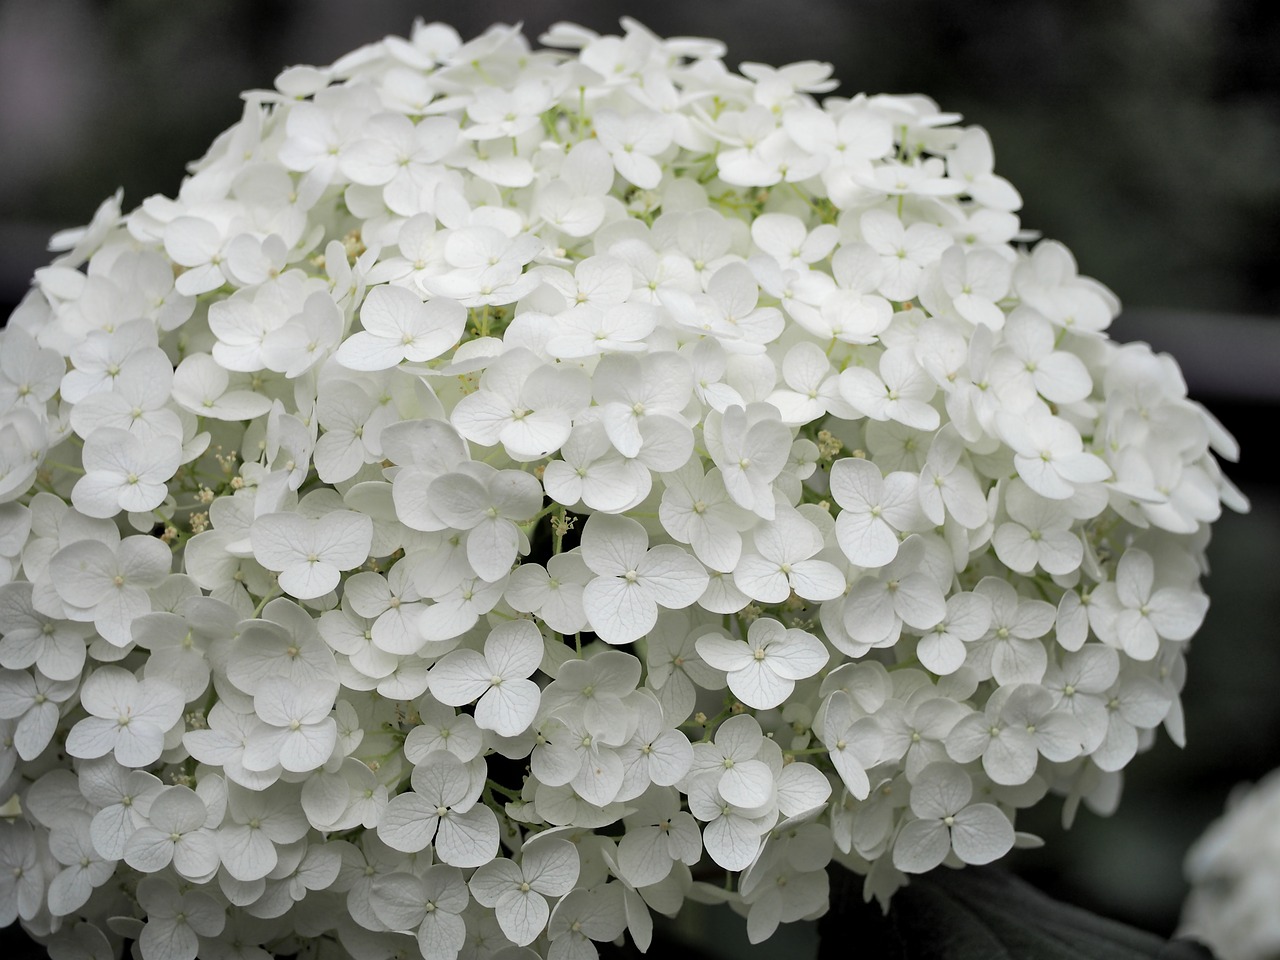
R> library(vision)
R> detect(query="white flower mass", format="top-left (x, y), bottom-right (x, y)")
top-left (0, 17), bottom-right (1247, 960)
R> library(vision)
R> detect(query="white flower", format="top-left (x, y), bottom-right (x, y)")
top-left (947, 127), bottom-right (1021, 211)
top-left (1043, 644), bottom-right (1121, 753)
top-left (1088, 548), bottom-right (1208, 661)
top-left (404, 697), bottom-right (484, 764)
top-left (966, 576), bottom-right (1055, 686)
top-left (686, 771), bottom-right (776, 871)
top-left (428, 465), bottom-right (542, 582)
top-left (935, 245), bottom-right (1013, 330)
top-left (530, 712), bottom-right (629, 808)
top-left (164, 213), bottom-right (240, 296)
top-left (840, 347), bottom-right (941, 432)
top-left (77, 757), bottom-right (165, 859)
top-left (250, 510), bottom-right (374, 599)
top-left (741, 819), bottom-right (834, 937)
top-left (992, 478), bottom-right (1084, 576)
top-left (123, 785), bottom-right (219, 879)
top-left (0, 820), bottom-right (43, 926)
top-left (916, 424), bottom-right (989, 530)
top-left (0, 329), bottom-right (63, 411)
top-left (341, 111), bottom-right (459, 199)
top-left (916, 591), bottom-right (992, 676)
top-left (697, 618), bottom-right (829, 710)
top-left (226, 598), bottom-right (339, 696)
top-left (0, 667), bottom-right (78, 759)
top-left (616, 693), bottom-right (694, 801)
top-left (536, 140), bottom-right (613, 240)
top-left (217, 782), bottom-right (310, 882)
top-left (539, 648), bottom-right (642, 741)
top-left (47, 811), bottom-right (117, 915)
top-left (341, 564), bottom-right (425, 657)
top-left (817, 690), bottom-right (885, 800)
top-left (378, 751), bottom-right (499, 867)
top-left (989, 307), bottom-right (1093, 403)
top-left (705, 403), bottom-right (793, 520)
top-left (0, 582), bottom-right (90, 681)
top-left (450, 348), bottom-right (590, 461)
top-left (260, 290), bottom-right (344, 377)
top-left (65, 667), bottom-right (184, 767)
top-left (689, 713), bottom-right (778, 811)
top-left (617, 787), bottom-right (703, 887)
top-left (429, 619), bottom-right (543, 737)
top-left (370, 867), bottom-right (471, 960)
top-left (171, 353), bottom-right (274, 421)
top-left (544, 421), bottom-right (651, 513)
top-left (136, 876), bottom-right (226, 960)
top-left (658, 458), bottom-right (753, 573)
top-left (505, 552), bottom-right (591, 636)
top-left (946, 683), bottom-right (1084, 784)
top-left (1092, 666), bottom-right (1173, 772)
top-left (580, 513), bottom-right (708, 646)
top-left (732, 507), bottom-right (845, 603)
top-left (71, 427), bottom-right (182, 519)
top-left (998, 409), bottom-right (1111, 500)
top-left (891, 762), bottom-right (1014, 873)
top-left (859, 208), bottom-right (952, 301)
top-left (594, 109), bottom-right (673, 188)
top-left (242, 678), bottom-right (338, 773)
top-left (469, 839), bottom-right (580, 947)
top-left (591, 351), bottom-right (693, 461)
top-left (67, 348), bottom-right (181, 444)
top-left (336, 284), bottom-right (466, 371)
top-left (839, 535), bottom-right (947, 651)
top-left (547, 886), bottom-right (629, 959)
top-left (830, 456), bottom-right (921, 569)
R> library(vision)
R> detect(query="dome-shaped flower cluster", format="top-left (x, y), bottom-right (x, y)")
top-left (1182, 770), bottom-right (1280, 960)
top-left (0, 18), bottom-right (1245, 959)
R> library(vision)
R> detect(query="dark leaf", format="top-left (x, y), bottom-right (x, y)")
top-left (819, 866), bottom-right (1217, 960)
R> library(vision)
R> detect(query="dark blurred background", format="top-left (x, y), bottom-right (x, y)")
top-left (2, 0), bottom-right (1278, 953)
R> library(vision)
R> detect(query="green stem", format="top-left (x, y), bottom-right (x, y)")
top-left (43, 461), bottom-right (85, 475)
top-left (252, 586), bottom-right (281, 617)
top-left (784, 746), bottom-right (831, 758)
top-left (486, 779), bottom-right (521, 801)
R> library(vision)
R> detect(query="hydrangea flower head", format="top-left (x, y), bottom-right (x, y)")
top-left (0, 18), bottom-right (1245, 958)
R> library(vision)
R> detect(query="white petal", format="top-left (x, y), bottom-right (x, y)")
top-left (950, 803), bottom-right (1014, 865)
top-left (892, 818), bottom-right (951, 874)
top-left (436, 804), bottom-right (500, 868)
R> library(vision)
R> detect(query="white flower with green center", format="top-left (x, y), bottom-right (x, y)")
top-left (378, 751), bottom-right (499, 867)
top-left (697, 617), bottom-right (829, 710)
top-left (335, 283), bottom-right (467, 371)
top-left (47, 535), bottom-right (172, 646)
top-left (242, 678), bottom-right (338, 774)
top-left (123, 785), bottom-right (219, 880)
top-left (370, 867), bottom-right (471, 960)
top-left (891, 762), bottom-right (1014, 874)
top-left (71, 427), bottom-right (181, 519)
top-left (1088, 547), bottom-right (1209, 661)
top-left (468, 838), bottom-right (580, 947)
top-left (429, 619), bottom-right (544, 737)
top-left (250, 509), bottom-right (373, 600)
top-left (65, 667), bottom-right (184, 768)
top-left (580, 513), bottom-right (708, 646)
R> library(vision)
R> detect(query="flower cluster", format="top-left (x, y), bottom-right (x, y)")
top-left (0, 18), bottom-right (1245, 960)
top-left (1181, 770), bottom-right (1280, 960)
